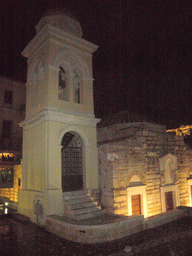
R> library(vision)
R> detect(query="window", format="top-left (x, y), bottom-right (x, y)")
top-left (2, 120), bottom-right (12, 138)
top-left (4, 90), bottom-right (13, 104)
top-left (0, 168), bottom-right (14, 188)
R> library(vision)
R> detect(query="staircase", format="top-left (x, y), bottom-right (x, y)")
top-left (62, 190), bottom-right (105, 220)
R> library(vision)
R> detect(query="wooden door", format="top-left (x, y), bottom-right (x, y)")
top-left (131, 194), bottom-right (141, 215)
top-left (191, 185), bottom-right (192, 202)
top-left (165, 191), bottom-right (174, 211)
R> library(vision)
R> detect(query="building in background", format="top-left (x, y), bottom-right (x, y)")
top-left (0, 76), bottom-right (25, 203)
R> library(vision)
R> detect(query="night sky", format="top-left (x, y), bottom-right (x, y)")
top-left (1, 0), bottom-right (192, 128)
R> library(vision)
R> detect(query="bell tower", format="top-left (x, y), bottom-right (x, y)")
top-left (18, 11), bottom-right (100, 224)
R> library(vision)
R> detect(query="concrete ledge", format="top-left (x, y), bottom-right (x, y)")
top-left (7, 201), bottom-right (18, 211)
top-left (45, 207), bottom-right (192, 244)
top-left (177, 206), bottom-right (192, 217)
top-left (145, 209), bottom-right (186, 230)
top-left (0, 196), bottom-right (18, 211)
top-left (46, 214), bottom-right (144, 243)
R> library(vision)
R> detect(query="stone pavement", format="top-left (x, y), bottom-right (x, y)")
top-left (110, 229), bottom-right (192, 255)
top-left (0, 212), bottom-right (192, 255)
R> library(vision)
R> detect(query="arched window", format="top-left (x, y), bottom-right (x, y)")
top-left (58, 66), bottom-right (68, 101)
top-left (61, 132), bottom-right (83, 192)
top-left (159, 153), bottom-right (178, 185)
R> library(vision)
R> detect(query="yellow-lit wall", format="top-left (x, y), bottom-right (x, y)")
top-left (0, 164), bottom-right (22, 203)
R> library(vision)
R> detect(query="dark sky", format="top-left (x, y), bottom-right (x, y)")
top-left (1, 0), bottom-right (192, 127)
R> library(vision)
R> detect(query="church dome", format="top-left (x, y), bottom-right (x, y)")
top-left (36, 8), bottom-right (82, 37)
top-left (41, 8), bottom-right (79, 22)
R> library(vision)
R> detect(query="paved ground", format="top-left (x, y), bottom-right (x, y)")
top-left (0, 210), bottom-right (192, 256)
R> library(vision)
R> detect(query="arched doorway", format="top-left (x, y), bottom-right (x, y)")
top-left (61, 132), bottom-right (83, 192)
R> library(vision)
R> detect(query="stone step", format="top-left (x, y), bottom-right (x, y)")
top-left (66, 197), bottom-right (93, 205)
top-left (70, 201), bottom-right (98, 210)
top-left (63, 190), bottom-right (103, 220)
top-left (63, 190), bottom-right (86, 196)
top-left (71, 205), bottom-right (100, 215)
top-left (73, 210), bottom-right (105, 220)
top-left (63, 191), bottom-right (88, 200)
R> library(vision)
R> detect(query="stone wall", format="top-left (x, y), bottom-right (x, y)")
top-left (98, 122), bottom-right (192, 217)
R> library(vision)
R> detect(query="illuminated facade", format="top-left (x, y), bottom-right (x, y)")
top-left (98, 117), bottom-right (192, 217)
top-left (0, 77), bottom-right (25, 203)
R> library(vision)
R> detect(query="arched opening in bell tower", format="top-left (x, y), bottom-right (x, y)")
top-left (58, 66), bottom-right (69, 101)
top-left (61, 132), bottom-right (84, 192)
top-left (73, 68), bottom-right (83, 104)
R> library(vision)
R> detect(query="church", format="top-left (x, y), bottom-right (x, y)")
top-left (97, 112), bottom-right (192, 218)
top-left (1, 11), bottom-right (192, 232)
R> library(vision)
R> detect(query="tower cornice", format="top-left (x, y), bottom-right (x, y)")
top-left (19, 109), bottom-right (100, 130)
top-left (22, 24), bottom-right (98, 59)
